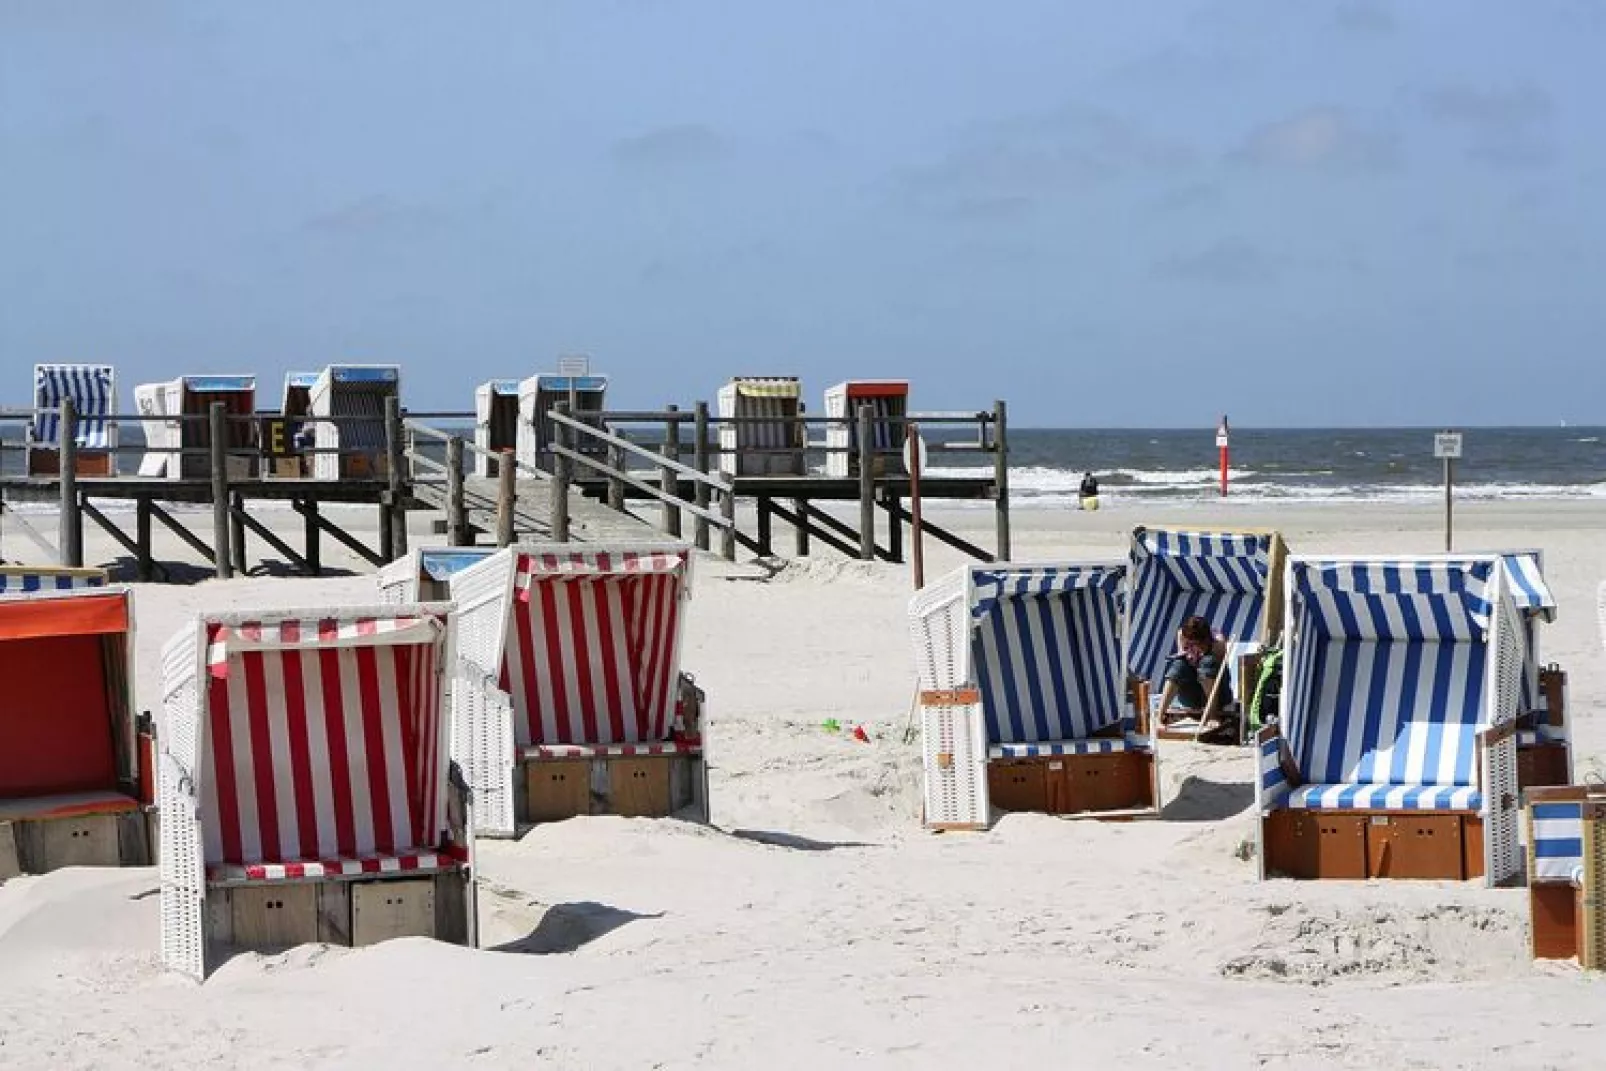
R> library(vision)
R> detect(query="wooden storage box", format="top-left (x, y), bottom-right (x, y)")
top-left (1518, 744), bottom-right (1571, 790)
top-left (5, 811), bottom-right (150, 873)
top-left (520, 753), bottom-right (702, 824)
top-left (1263, 809), bottom-right (1482, 881)
top-left (207, 873), bottom-right (465, 956)
top-left (986, 753), bottom-right (1155, 817)
top-left (27, 448), bottom-right (114, 478)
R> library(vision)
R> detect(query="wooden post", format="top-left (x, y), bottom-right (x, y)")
top-left (550, 401), bottom-right (571, 543)
top-left (993, 399), bottom-right (1011, 562)
top-left (446, 436), bottom-right (468, 546)
top-left (210, 401), bottom-right (232, 580)
top-left (607, 442), bottom-right (627, 512)
top-left (303, 497), bottom-right (321, 575)
top-left (659, 442), bottom-right (681, 538)
top-left (793, 498), bottom-right (811, 556)
top-left (857, 403), bottom-right (875, 561)
top-left (693, 401), bottom-right (711, 552)
top-left (756, 497), bottom-right (772, 556)
top-left (498, 448), bottom-right (518, 547)
top-left (230, 492), bottom-right (248, 575)
top-left (57, 397), bottom-right (81, 566)
top-left (385, 394), bottom-right (407, 560)
top-left (136, 497), bottom-right (153, 582)
top-left (719, 482), bottom-right (736, 561)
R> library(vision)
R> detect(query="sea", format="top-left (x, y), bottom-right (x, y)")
top-left (3, 424), bottom-right (1602, 510)
top-left (924, 426), bottom-right (1606, 509)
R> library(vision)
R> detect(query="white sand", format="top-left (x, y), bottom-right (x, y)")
top-left (2, 500), bottom-right (1604, 1069)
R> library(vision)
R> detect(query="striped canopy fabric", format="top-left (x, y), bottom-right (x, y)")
top-left (968, 564), bottom-right (1127, 745)
top-left (844, 393), bottom-right (904, 452)
top-left (1530, 800), bottom-right (1585, 884)
top-left (499, 549), bottom-right (690, 747)
top-left (733, 377), bottom-right (800, 399)
top-left (1279, 558), bottom-right (1499, 810)
top-left (0, 568), bottom-right (107, 595)
top-left (728, 378), bottom-right (801, 452)
top-left (33, 365), bottom-right (115, 449)
top-left (198, 614), bottom-right (448, 867)
top-left (1494, 551), bottom-right (1556, 714)
top-left (1127, 528), bottom-right (1273, 687)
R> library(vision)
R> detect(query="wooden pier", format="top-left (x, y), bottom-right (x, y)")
top-left (0, 395), bottom-right (1010, 580)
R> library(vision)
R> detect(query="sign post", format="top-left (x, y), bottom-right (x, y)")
top-left (904, 425), bottom-right (929, 590)
top-left (1216, 416), bottom-right (1230, 497)
top-left (1434, 430), bottom-right (1462, 552)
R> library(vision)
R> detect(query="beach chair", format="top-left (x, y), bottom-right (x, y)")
top-left (717, 377), bottom-right (806, 476)
top-left (156, 603), bottom-right (475, 979)
top-left (133, 375), bottom-right (258, 480)
top-left (28, 363), bottom-right (118, 476)
top-left (1256, 555), bottom-right (1527, 884)
top-left (474, 379), bottom-right (521, 477)
top-left (1126, 527), bottom-right (1288, 744)
top-left (0, 564), bottom-right (108, 594)
top-left (909, 560), bottom-right (1156, 823)
top-left (267, 371), bottom-right (320, 478)
top-left (516, 372), bottom-right (609, 475)
top-left (448, 543), bottom-right (707, 835)
top-left (823, 380), bottom-right (908, 478)
top-left (309, 365), bottom-right (400, 481)
top-left (377, 546), bottom-right (496, 605)
top-left (1492, 551), bottom-right (1570, 789)
top-left (0, 586), bottom-right (153, 875)
top-left (1524, 785), bottom-right (1606, 968)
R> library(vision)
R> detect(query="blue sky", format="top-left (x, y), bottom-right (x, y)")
top-left (2, 1), bottom-right (1602, 427)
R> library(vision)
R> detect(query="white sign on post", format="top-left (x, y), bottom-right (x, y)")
top-left (557, 354), bottom-right (590, 377)
top-left (1434, 432), bottom-right (1463, 459)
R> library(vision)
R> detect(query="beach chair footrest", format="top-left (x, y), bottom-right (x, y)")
top-left (986, 751), bottom-right (1156, 818)
top-left (517, 748), bottom-right (707, 824)
top-left (1263, 808), bottom-right (1483, 881)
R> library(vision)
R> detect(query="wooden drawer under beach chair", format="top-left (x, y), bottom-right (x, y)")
top-left (519, 746), bottom-right (704, 824)
top-left (1263, 808), bottom-right (1483, 881)
top-left (206, 867), bottom-right (470, 954)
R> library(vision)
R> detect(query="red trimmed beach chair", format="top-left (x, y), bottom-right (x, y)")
top-left (0, 585), bottom-right (153, 875)
top-left (157, 604), bottom-right (474, 979)
top-left (449, 543), bottom-right (707, 835)
top-left (1257, 555), bottom-right (1527, 884)
top-left (377, 547), bottom-right (495, 605)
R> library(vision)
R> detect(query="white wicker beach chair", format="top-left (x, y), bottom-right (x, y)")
top-left (376, 547), bottom-right (496, 605)
top-left (0, 585), bottom-right (153, 874)
top-left (132, 375), bottom-right (257, 480)
top-left (1256, 555), bottom-right (1528, 884)
top-left (823, 380), bottom-right (908, 478)
top-left (309, 365), bottom-right (400, 481)
top-left (909, 560), bottom-right (1156, 826)
top-left (448, 543), bottom-right (707, 835)
top-left (156, 603), bottom-right (475, 979)
top-left (717, 377), bottom-right (806, 476)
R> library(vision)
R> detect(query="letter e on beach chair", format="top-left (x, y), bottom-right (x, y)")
top-left (448, 543), bottom-right (707, 834)
top-left (0, 583), bottom-right (153, 875)
top-left (156, 604), bottom-right (474, 979)
top-left (910, 560), bottom-right (1157, 824)
top-left (1257, 556), bottom-right (1527, 884)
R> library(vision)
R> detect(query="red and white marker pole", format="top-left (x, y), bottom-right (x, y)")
top-left (1216, 416), bottom-right (1230, 497)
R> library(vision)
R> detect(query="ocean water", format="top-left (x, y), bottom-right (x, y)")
top-left (924, 426), bottom-right (1606, 508)
top-left (4, 424), bottom-right (1602, 510)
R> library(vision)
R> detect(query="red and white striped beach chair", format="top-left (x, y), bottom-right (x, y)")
top-left (450, 543), bottom-right (707, 835)
top-left (0, 585), bottom-right (154, 876)
top-left (157, 604), bottom-right (474, 979)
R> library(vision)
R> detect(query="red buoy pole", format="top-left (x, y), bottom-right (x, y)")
top-left (1217, 416), bottom-right (1230, 497)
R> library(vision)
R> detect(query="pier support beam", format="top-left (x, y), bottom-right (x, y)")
top-left (210, 402), bottom-right (232, 579)
top-left (59, 398), bottom-right (81, 567)
top-left (793, 498), bottom-right (811, 556)
top-left (993, 399), bottom-right (1011, 562)
top-left (857, 404), bottom-right (875, 562)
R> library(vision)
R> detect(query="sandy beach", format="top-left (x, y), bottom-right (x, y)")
top-left (2, 498), bottom-right (1603, 1069)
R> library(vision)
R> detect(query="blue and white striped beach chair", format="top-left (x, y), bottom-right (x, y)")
top-left (1127, 527), bottom-right (1287, 741)
top-left (1490, 551), bottom-right (1570, 788)
top-left (910, 560), bottom-right (1156, 824)
top-left (28, 364), bottom-right (118, 476)
top-left (1256, 555), bottom-right (1527, 884)
top-left (1524, 785), bottom-right (1605, 967)
top-left (0, 565), bottom-right (108, 595)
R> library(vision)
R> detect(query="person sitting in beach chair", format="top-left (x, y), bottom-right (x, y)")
top-left (1156, 615), bottom-right (1232, 728)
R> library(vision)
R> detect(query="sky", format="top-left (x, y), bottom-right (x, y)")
top-left (2, 1), bottom-right (1603, 427)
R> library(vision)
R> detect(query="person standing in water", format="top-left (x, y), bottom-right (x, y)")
top-left (1078, 471), bottom-right (1100, 511)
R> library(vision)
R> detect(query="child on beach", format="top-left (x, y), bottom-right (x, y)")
top-left (1156, 615), bottom-right (1232, 726)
